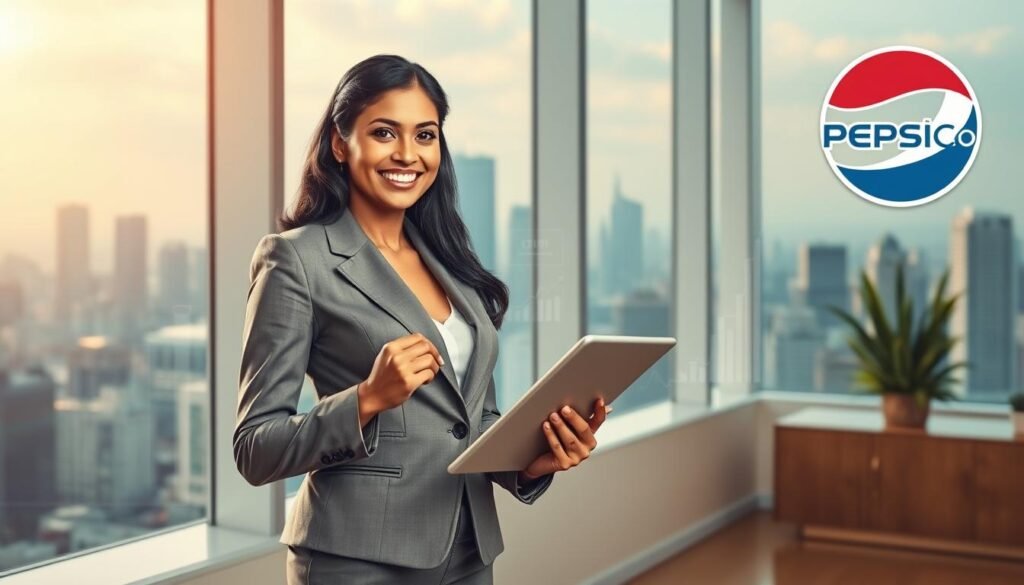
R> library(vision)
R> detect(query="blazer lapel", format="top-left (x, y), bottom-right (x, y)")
top-left (324, 209), bottom-right (486, 420)
top-left (403, 217), bottom-right (487, 407)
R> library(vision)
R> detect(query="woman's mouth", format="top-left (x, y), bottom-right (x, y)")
top-left (377, 170), bottom-right (422, 190)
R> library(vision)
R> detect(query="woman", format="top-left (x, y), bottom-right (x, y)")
top-left (234, 54), bottom-right (610, 584)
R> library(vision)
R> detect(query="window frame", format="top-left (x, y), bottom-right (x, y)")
top-left (3, 0), bottom-right (723, 580)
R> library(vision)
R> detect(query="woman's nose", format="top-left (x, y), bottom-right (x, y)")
top-left (391, 137), bottom-right (416, 164)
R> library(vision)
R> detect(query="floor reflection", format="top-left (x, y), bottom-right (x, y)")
top-left (631, 511), bottom-right (1024, 585)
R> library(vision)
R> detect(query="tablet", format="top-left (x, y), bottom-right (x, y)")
top-left (448, 334), bottom-right (676, 474)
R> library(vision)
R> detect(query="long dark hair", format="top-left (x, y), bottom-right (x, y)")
top-left (279, 54), bottom-right (509, 329)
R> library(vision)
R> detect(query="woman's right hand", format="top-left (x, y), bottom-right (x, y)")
top-left (360, 333), bottom-right (444, 413)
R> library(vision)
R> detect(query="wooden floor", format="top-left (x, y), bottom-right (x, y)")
top-left (630, 511), bottom-right (1024, 585)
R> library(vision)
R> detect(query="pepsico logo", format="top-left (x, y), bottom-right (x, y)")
top-left (820, 46), bottom-right (981, 207)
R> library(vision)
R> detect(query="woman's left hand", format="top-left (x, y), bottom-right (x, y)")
top-left (519, 398), bottom-right (612, 481)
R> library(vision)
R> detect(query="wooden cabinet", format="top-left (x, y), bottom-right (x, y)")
top-left (774, 407), bottom-right (1024, 558)
top-left (975, 442), bottom-right (1024, 545)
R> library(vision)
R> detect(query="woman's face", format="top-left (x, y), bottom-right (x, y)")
top-left (331, 82), bottom-right (442, 212)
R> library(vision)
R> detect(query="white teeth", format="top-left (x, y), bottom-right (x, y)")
top-left (381, 171), bottom-right (417, 183)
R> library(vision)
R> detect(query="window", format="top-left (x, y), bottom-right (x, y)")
top-left (283, 0), bottom-right (534, 495)
top-left (759, 0), bottom-right (1020, 403)
top-left (0, 0), bottom-right (207, 575)
top-left (585, 0), bottom-right (675, 415)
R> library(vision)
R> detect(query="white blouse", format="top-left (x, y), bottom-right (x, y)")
top-left (431, 297), bottom-right (475, 391)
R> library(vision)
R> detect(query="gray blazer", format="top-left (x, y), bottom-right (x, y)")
top-left (234, 207), bottom-right (554, 569)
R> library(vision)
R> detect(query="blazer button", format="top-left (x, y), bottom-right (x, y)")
top-left (320, 455), bottom-right (331, 465)
top-left (452, 422), bottom-right (467, 439)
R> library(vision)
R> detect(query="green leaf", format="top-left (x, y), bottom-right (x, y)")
top-left (860, 271), bottom-right (895, 353)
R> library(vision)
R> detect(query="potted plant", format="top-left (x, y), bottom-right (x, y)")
top-left (1011, 392), bottom-right (1024, 437)
top-left (828, 261), bottom-right (968, 429)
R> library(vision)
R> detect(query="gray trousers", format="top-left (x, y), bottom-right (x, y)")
top-left (286, 490), bottom-right (493, 584)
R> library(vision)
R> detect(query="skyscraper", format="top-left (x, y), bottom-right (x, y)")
top-left (505, 205), bottom-right (532, 329)
top-left (950, 208), bottom-right (1015, 398)
top-left (190, 246), bottom-right (208, 322)
top-left (55, 204), bottom-right (93, 326)
top-left (54, 386), bottom-right (155, 517)
top-left (603, 175), bottom-right (643, 299)
top-left (452, 154), bottom-right (496, 272)
top-left (67, 336), bottom-right (132, 401)
top-left (764, 305), bottom-right (824, 391)
top-left (114, 215), bottom-right (148, 341)
top-left (156, 241), bottom-right (191, 325)
top-left (865, 234), bottom-right (931, 326)
top-left (611, 288), bottom-right (669, 410)
top-left (0, 368), bottom-right (57, 540)
top-left (794, 243), bottom-right (848, 329)
top-left (144, 323), bottom-right (207, 489)
top-left (176, 380), bottom-right (207, 509)
top-left (866, 233), bottom-right (905, 324)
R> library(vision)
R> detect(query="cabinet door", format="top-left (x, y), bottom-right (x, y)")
top-left (872, 433), bottom-right (975, 540)
top-left (975, 441), bottom-right (1024, 545)
top-left (775, 427), bottom-right (875, 529)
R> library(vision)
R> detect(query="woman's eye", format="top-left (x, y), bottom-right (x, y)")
top-left (372, 128), bottom-right (394, 139)
top-left (418, 131), bottom-right (437, 141)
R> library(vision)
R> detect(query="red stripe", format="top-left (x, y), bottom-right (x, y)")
top-left (829, 50), bottom-right (970, 109)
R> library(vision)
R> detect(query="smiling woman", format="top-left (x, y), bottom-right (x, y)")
top-left (236, 53), bottom-right (576, 585)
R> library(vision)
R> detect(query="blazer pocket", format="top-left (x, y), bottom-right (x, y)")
top-left (320, 463), bottom-right (403, 479)
top-left (377, 404), bottom-right (407, 438)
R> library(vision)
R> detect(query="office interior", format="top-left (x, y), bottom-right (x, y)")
top-left (1, 0), bottom-right (1023, 583)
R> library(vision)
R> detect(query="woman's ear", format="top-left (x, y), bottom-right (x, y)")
top-left (330, 128), bottom-right (347, 164)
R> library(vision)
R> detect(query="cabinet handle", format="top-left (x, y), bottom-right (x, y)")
top-left (870, 455), bottom-right (880, 471)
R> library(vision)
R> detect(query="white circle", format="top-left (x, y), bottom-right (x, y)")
top-left (819, 45), bottom-right (982, 208)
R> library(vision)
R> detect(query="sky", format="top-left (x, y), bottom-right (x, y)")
top-left (0, 0), bottom-right (206, 274)
top-left (2, 0), bottom-right (1020, 276)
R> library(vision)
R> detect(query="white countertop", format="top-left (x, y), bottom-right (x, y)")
top-left (777, 406), bottom-right (1020, 442)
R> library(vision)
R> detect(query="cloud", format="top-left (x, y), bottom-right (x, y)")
top-left (901, 26), bottom-right (1012, 56)
top-left (587, 22), bottom-right (672, 82)
top-left (764, 19), bottom-right (1013, 77)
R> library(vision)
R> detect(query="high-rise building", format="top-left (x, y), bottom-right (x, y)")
top-left (905, 248), bottom-right (931, 321)
top-left (190, 246), bottom-right (208, 322)
top-left (0, 280), bottom-right (23, 328)
top-left (452, 154), bottom-right (496, 272)
top-left (55, 204), bottom-right (93, 326)
top-left (114, 215), bottom-right (148, 340)
top-left (496, 205), bottom-right (533, 408)
top-left (815, 346), bottom-right (859, 393)
top-left (865, 234), bottom-right (931, 326)
top-left (157, 241), bottom-right (191, 326)
top-left (67, 336), bottom-right (132, 401)
top-left (794, 243), bottom-right (848, 329)
top-left (865, 233), bottom-right (905, 324)
top-left (764, 305), bottom-right (824, 391)
top-left (176, 380), bottom-right (207, 509)
top-left (603, 176), bottom-right (644, 298)
top-left (950, 208), bottom-right (1015, 398)
top-left (504, 205), bottom-right (532, 329)
top-left (610, 288), bottom-right (670, 411)
top-left (0, 368), bottom-right (57, 540)
top-left (54, 386), bottom-right (155, 518)
top-left (144, 323), bottom-right (207, 489)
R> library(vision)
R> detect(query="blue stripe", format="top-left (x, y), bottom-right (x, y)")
top-left (837, 107), bottom-right (977, 203)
